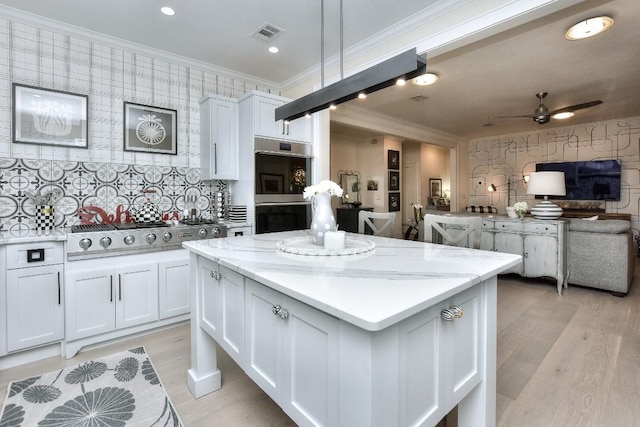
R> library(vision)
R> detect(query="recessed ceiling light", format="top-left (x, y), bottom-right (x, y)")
top-left (552, 111), bottom-right (575, 120)
top-left (565, 16), bottom-right (613, 40)
top-left (396, 78), bottom-right (406, 86)
top-left (412, 73), bottom-right (438, 86)
top-left (329, 104), bottom-right (337, 110)
top-left (358, 92), bottom-right (366, 99)
top-left (161, 7), bottom-right (175, 16)
top-left (268, 46), bottom-right (279, 54)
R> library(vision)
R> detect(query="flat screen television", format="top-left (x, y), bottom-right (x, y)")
top-left (535, 159), bottom-right (621, 201)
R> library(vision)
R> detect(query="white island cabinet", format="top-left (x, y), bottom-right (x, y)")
top-left (184, 231), bottom-right (521, 427)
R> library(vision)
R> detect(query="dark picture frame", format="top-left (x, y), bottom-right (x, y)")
top-left (13, 83), bottom-right (88, 148)
top-left (124, 102), bottom-right (177, 154)
top-left (389, 192), bottom-right (401, 212)
top-left (389, 171), bottom-right (400, 191)
top-left (387, 150), bottom-right (400, 170)
top-left (367, 180), bottom-right (379, 191)
top-left (429, 178), bottom-right (443, 198)
top-left (260, 173), bottom-right (284, 193)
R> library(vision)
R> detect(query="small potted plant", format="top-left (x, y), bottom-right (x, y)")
top-left (513, 201), bottom-right (528, 219)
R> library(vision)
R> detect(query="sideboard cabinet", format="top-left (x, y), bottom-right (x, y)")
top-left (480, 218), bottom-right (568, 294)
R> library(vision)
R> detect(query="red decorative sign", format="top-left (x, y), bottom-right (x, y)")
top-left (77, 205), bottom-right (179, 224)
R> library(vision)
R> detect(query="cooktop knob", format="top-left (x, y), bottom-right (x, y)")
top-left (99, 236), bottom-right (112, 248)
top-left (162, 231), bottom-right (172, 242)
top-left (79, 238), bottom-right (92, 250)
top-left (198, 228), bottom-right (208, 239)
top-left (124, 235), bottom-right (135, 245)
top-left (146, 233), bottom-right (157, 244)
top-left (211, 228), bottom-right (221, 237)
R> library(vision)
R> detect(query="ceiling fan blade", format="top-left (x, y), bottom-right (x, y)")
top-left (550, 100), bottom-right (603, 115)
top-left (490, 114), bottom-right (533, 119)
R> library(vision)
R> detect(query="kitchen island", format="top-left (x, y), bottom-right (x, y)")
top-left (183, 231), bottom-right (521, 427)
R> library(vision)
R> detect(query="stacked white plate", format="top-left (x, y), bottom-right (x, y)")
top-left (228, 205), bottom-right (247, 222)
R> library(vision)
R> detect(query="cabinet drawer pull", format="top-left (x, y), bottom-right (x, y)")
top-left (57, 272), bottom-right (61, 305)
top-left (210, 270), bottom-right (222, 280)
top-left (118, 274), bottom-right (122, 301)
top-left (272, 305), bottom-right (289, 320)
top-left (110, 276), bottom-right (113, 302)
top-left (440, 305), bottom-right (464, 321)
top-left (524, 252), bottom-right (528, 258)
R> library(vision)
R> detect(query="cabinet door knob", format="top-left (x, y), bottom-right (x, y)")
top-left (441, 305), bottom-right (464, 321)
top-left (210, 270), bottom-right (222, 280)
top-left (524, 252), bottom-right (528, 258)
top-left (272, 304), bottom-right (289, 320)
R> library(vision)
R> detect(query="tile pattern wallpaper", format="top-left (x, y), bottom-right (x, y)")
top-left (0, 157), bottom-right (226, 232)
top-left (467, 115), bottom-right (640, 231)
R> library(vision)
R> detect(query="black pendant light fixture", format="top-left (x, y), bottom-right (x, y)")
top-left (275, 0), bottom-right (427, 122)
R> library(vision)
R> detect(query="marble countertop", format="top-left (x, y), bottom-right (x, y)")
top-left (183, 230), bottom-right (522, 331)
top-left (0, 228), bottom-right (68, 244)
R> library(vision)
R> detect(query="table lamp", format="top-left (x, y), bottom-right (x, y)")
top-left (526, 171), bottom-right (566, 219)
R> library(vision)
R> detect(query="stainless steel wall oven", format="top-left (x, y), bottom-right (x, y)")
top-left (254, 138), bottom-right (312, 234)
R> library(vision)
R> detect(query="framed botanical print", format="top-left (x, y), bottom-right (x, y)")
top-left (389, 192), bottom-right (401, 211)
top-left (124, 102), bottom-right (177, 154)
top-left (387, 150), bottom-right (400, 170)
top-left (389, 171), bottom-right (400, 191)
top-left (13, 83), bottom-right (88, 148)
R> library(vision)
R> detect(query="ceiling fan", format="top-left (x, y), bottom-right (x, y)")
top-left (495, 92), bottom-right (603, 124)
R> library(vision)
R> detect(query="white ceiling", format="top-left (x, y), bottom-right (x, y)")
top-left (1, 0), bottom-right (638, 140)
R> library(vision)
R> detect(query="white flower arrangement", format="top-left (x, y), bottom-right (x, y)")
top-left (303, 180), bottom-right (344, 200)
top-left (513, 201), bottom-right (528, 213)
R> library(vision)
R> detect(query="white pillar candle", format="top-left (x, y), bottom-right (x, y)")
top-left (324, 230), bottom-right (346, 250)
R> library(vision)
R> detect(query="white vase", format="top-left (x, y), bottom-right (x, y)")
top-left (310, 192), bottom-right (336, 246)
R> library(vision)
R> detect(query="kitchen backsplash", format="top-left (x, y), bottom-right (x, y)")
top-left (0, 157), bottom-right (226, 232)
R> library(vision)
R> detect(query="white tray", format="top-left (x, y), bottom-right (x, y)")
top-left (276, 235), bottom-right (375, 256)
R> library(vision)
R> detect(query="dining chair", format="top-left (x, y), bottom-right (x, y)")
top-left (423, 214), bottom-right (482, 249)
top-left (358, 211), bottom-right (396, 237)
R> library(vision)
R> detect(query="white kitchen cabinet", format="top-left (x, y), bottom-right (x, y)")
top-left (6, 264), bottom-right (64, 352)
top-left (243, 91), bottom-right (312, 143)
top-left (244, 278), bottom-right (339, 426)
top-left (66, 263), bottom-right (158, 341)
top-left (0, 246), bottom-right (6, 357)
top-left (158, 258), bottom-right (189, 319)
top-left (5, 242), bottom-right (64, 352)
top-left (398, 284), bottom-right (481, 426)
top-left (198, 258), bottom-right (245, 366)
top-left (200, 94), bottom-right (238, 180)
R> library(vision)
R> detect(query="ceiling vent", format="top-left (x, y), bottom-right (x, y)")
top-left (251, 22), bottom-right (285, 43)
top-left (411, 95), bottom-right (429, 102)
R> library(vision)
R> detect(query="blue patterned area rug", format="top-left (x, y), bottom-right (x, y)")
top-left (0, 346), bottom-right (182, 427)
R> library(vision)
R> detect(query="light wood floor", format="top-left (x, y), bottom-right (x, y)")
top-left (2, 263), bottom-right (639, 426)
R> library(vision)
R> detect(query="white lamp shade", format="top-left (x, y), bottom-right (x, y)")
top-left (526, 171), bottom-right (566, 196)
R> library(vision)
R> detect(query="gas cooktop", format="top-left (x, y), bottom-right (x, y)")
top-left (67, 221), bottom-right (227, 260)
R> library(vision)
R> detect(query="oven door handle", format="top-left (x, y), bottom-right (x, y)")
top-left (255, 201), bottom-right (311, 206)
top-left (254, 149), bottom-right (311, 159)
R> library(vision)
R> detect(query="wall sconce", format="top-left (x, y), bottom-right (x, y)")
top-left (487, 175), bottom-right (530, 206)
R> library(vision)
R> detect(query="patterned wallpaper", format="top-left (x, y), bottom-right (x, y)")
top-left (0, 13), bottom-right (279, 231)
top-left (467, 115), bottom-right (640, 230)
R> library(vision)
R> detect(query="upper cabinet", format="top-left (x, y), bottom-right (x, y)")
top-left (200, 94), bottom-right (238, 180)
top-left (243, 92), bottom-right (312, 143)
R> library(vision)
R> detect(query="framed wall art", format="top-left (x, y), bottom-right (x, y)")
top-left (13, 83), bottom-right (88, 148)
top-left (387, 150), bottom-right (400, 170)
top-left (389, 171), bottom-right (400, 191)
top-left (389, 192), bottom-right (401, 212)
top-left (429, 178), bottom-right (443, 198)
top-left (124, 102), bottom-right (177, 154)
